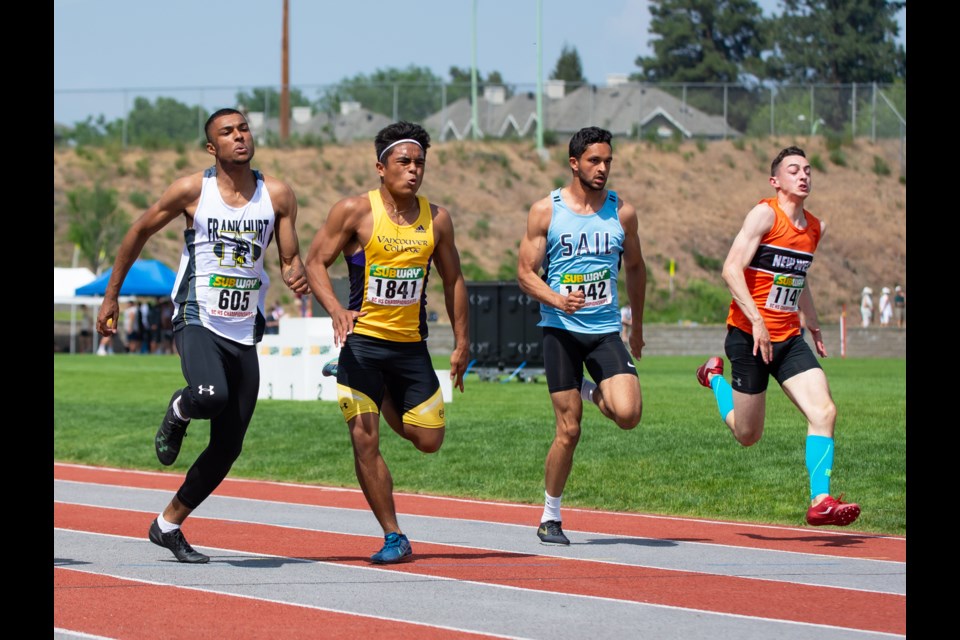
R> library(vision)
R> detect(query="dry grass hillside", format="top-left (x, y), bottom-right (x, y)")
top-left (53, 136), bottom-right (906, 323)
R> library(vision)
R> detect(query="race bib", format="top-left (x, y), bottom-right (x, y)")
top-left (206, 274), bottom-right (262, 319)
top-left (367, 264), bottom-right (425, 306)
top-left (558, 268), bottom-right (613, 308)
top-left (764, 274), bottom-right (804, 312)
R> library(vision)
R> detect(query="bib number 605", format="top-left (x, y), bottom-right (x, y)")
top-left (218, 290), bottom-right (251, 311)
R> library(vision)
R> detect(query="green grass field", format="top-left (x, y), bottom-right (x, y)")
top-left (54, 352), bottom-right (906, 536)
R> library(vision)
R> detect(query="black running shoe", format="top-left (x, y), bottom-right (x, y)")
top-left (537, 520), bottom-right (570, 546)
top-left (148, 519), bottom-right (209, 563)
top-left (321, 359), bottom-right (338, 377)
top-left (156, 390), bottom-right (190, 466)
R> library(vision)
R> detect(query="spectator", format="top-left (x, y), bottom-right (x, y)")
top-left (265, 302), bottom-right (284, 335)
top-left (620, 304), bottom-right (632, 343)
top-left (123, 300), bottom-right (142, 353)
top-left (878, 287), bottom-right (893, 327)
top-left (147, 300), bottom-right (162, 353)
top-left (860, 287), bottom-right (873, 328)
top-left (894, 285), bottom-right (906, 329)
top-left (139, 301), bottom-right (152, 353)
top-left (159, 298), bottom-right (175, 354)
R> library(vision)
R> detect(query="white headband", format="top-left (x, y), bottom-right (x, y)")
top-left (378, 138), bottom-right (423, 162)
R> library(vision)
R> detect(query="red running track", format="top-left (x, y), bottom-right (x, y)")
top-left (54, 463), bottom-right (906, 638)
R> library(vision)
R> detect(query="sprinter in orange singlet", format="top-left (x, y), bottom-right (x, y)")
top-left (695, 146), bottom-right (861, 528)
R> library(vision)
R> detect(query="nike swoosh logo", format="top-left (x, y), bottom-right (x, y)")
top-left (628, 362), bottom-right (636, 369)
top-left (816, 507), bottom-right (834, 515)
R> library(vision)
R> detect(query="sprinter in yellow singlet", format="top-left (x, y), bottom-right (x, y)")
top-left (304, 121), bottom-right (469, 564)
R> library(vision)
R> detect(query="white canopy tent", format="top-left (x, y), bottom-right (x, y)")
top-left (53, 267), bottom-right (132, 354)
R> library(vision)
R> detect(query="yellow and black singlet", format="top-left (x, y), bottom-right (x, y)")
top-left (345, 189), bottom-right (435, 343)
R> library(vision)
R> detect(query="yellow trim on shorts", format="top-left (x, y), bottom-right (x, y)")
top-left (336, 384), bottom-right (379, 421)
top-left (402, 387), bottom-right (446, 429)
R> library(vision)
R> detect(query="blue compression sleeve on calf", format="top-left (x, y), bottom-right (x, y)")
top-left (806, 435), bottom-right (834, 500)
top-left (710, 375), bottom-right (735, 423)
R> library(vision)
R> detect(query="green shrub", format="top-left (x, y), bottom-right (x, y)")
top-left (134, 157), bottom-right (151, 180)
top-left (692, 251), bottom-right (722, 272)
top-left (469, 219), bottom-right (490, 240)
top-left (872, 155), bottom-right (891, 177)
top-left (460, 261), bottom-right (492, 281)
top-left (828, 149), bottom-right (847, 167)
top-left (128, 191), bottom-right (150, 210)
top-left (809, 154), bottom-right (826, 172)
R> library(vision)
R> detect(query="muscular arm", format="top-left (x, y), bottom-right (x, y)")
top-left (431, 205), bottom-right (469, 392)
top-left (265, 176), bottom-right (309, 296)
top-left (96, 173), bottom-right (202, 336)
top-left (721, 203), bottom-right (776, 363)
top-left (516, 197), bottom-right (586, 313)
top-left (304, 196), bottom-right (368, 347)
top-left (798, 221), bottom-right (827, 357)
top-left (618, 200), bottom-right (647, 359)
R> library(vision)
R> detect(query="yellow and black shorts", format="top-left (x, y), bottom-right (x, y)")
top-left (334, 333), bottom-right (445, 428)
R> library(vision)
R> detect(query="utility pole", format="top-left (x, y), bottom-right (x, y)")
top-left (470, 0), bottom-right (479, 140)
top-left (535, 0), bottom-right (546, 159)
top-left (280, 0), bottom-right (290, 143)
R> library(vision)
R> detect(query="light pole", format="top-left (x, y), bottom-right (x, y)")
top-left (471, 0), bottom-right (479, 140)
top-left (280, 0), bottom-right (290, 143)
top-left (535, 0), bottom-right (545, 158)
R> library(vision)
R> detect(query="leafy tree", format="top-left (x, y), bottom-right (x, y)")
top-left (446, 67), bottom-right (513, 104)
top-left (66, 184), bottom-right (130, 274)
top-left (66, 115), bottom-right (123, 147)
top-left (633, 0), bottom-right (768, 83)
top-left (768, 0), bottom-right (906, 84)
top-left (317, 65), bottom-right (446, 122)
top-left (125, 96), bottom-right (205, 149)
top-left (235, 87), bottom-right (311, 118)
top-left (550, 44), bottom-right (586, 85)
top-left (631, 0), bottom-right (768, 134)
top-left (766, 1), bottom-right (905, 131)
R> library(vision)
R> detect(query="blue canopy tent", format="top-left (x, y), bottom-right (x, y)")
top-left (75, 259), bottom-right (177, 297)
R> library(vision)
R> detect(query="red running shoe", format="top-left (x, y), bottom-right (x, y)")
top-left (806, 494), bottom-right (861, 526)
top-left (696, 357), bottom-right (724, 388)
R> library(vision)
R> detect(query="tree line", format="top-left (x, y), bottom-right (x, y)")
top-left (56, 0), bottom-right (905, 149)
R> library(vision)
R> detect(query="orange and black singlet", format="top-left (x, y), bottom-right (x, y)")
top-left (726, 197), bottom-right (822, 342)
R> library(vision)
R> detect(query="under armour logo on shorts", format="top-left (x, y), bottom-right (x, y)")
top-left (198, 385), bottom-right (216, 395)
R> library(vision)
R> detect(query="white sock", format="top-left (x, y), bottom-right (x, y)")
top-left (157, 514), bottom-right (180, 533)
top-left (580, 378), bottom-right (597, 404)
top-left (172, 395), bottom-right (188, 422)
top-left (541, 491), bottom-right (562, 523)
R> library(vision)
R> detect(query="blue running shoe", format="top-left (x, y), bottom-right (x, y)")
top-left (370, 532), bottom-right (412, 564)
top-left (321, 359), bottom-right (338, 378)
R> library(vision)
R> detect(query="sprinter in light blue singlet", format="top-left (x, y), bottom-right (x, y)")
top-left (518, 126), bottom-right (648, 547)
top-left (539, 188), bottom-right (624, 334)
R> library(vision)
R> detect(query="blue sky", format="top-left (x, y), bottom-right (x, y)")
top-left (53, 0), bottom-right (905, 126)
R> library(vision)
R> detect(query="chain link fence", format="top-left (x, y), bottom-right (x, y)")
top-left (54, 81), bottom-right (905, 172)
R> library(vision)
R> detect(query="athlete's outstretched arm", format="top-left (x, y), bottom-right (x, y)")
top-left (304, 196), bottom-right (368, 347)
top-left (722, 203), bottom-right (776, 363)
top-left (266, 176), bottom-right (309, 296)
top-left (97, 173), bottom-right (202, 336)
top-left (618, 200), bottom-right (647, 360)
top-left (516, 197), bottom-right (585, 313)
top-left (432, 205), bottom-right (469, 393)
